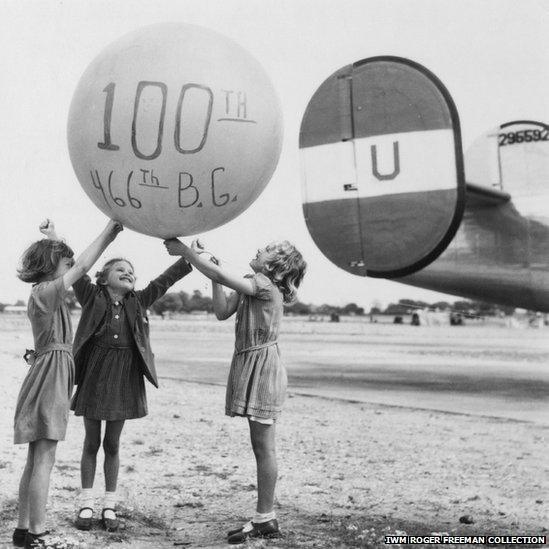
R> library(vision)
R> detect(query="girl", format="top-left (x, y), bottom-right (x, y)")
top-left (70, 249), bottom-right (192, 532)
top-left (13, 218), bottom-right (122, 549)
top-left (164, 238), bottom-right (306, 545)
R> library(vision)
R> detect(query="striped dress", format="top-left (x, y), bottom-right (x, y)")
top-left (14, 277), bottom-right (75, 443)
top-left (225, 272), bottom-right (287, 421)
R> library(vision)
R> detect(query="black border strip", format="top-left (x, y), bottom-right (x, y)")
top-left (500, 120), bottom-right (548, 129)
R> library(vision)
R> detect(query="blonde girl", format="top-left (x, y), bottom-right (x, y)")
top-left (164, 238), bottom-right (306, 545)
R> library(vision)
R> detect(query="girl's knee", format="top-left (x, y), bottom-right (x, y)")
top-left (251, 440), bottom-right (276, 460)
top-left (83, 419), bottom-right (101, 454)
top-left (33, 447), bottom-right (57, 470)
top-left (102, 437), bottom-right (120, 457)
top-left (84, 436), bottom-right (101, 455)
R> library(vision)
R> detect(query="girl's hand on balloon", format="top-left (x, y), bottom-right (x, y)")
top-left (39, 219), bottom-right (57, 239)
top-left (164, 238), bottom-right (187, 256)
top-left (106, 220), bottom-right (124, 239)
top-left (109, 219), bottom-right (124, 233)
top-left (191, 239), bottom-right (205, 254)
top-left (191, 239), bottom-right (218, 263)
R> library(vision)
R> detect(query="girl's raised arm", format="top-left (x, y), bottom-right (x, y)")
top-left (164, 238), bottom-right (255, 296)
top-left (212, 281), bottom-right (239, 320)
top-left (63, 220), bottom-right (123, 289)
top-left (39, 218), bottom-right (59, 240)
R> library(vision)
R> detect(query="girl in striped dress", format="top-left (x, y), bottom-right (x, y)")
top-left (13, 218), bottom-right (122, 549)
top-left (164, 238), bottom-right (306, 545)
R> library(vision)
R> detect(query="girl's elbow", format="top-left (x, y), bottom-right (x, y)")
top-left (210, 271), bottom-right (225, 285)
top-left (214, 306), bottom-right (233, 320)
top-left (214, 310), bottom-right (228, 320)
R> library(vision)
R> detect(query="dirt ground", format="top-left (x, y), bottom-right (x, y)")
top-left (0, 317), bottom-right (547, 548)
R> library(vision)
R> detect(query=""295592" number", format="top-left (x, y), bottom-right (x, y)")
top-left (498, 128), bottom-right (549, 146)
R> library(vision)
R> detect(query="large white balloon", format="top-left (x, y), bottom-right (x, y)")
top-left (67, 23), bottom-right (283, 238)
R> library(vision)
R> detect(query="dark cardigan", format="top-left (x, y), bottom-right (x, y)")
top-left (72, 258), bottom-right (192, 388)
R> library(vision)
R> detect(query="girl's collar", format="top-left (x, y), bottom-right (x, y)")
top-left (100, 285), bottom-right (129, 303)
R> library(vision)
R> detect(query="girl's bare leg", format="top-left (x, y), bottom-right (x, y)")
top-left (248, 421), bottom-right (277, 514)
top-left (16, 444), bottom-right (35, 529)
top-left (28, 439), bottom-right (57, 534)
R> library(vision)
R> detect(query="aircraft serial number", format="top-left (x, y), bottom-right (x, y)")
top-left (498, 128), bottom-right (549, 146)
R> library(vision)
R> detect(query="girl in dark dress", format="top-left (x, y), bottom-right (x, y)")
top-left (70, 255), bottom-right (192, 532)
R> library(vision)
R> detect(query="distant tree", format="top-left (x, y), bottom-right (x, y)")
top-left (370, 300), bottom-right (383, 315)
top-left (15, 300), bottom-right (25, 307)
top-left (342, 303), bottom-right (364, 316)
top-left (384, 302), bottom-right (409, 315)
top-left (284, 301), bottom-right (311, 315)
top-left (189, 290), bottom-right (213, 313)
top-left (453, 300), bottom-right (473, 312)
top-left (474, 300), bottom-right (499, 316)
top-left (0, 303), bottom-right (5, 313)
top-left (178, 291), bottom-right (192, 313)
top-left (150, 293), bottom-right (183, 315)
top-left (317, 303), bottom-right (342, 315)
top-left (431, 301), bottom-right (452, 311)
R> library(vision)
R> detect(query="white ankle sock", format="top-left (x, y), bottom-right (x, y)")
top-left (79, 488), bottom-right (94, 518)
top-left (253, 510), bottom-right (276, 524)
top-left (103, 491), bottom-right (117, 519)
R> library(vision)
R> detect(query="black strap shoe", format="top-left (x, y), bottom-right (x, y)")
top-left (227, 519), bottom-right (280, 545)
top-left (75, 507), bottom-right (93, 531)
top-left (25, 531), bottom-right (48, 549)
top-left (227, 525), bottom-right (244, 537)
top-left (101, 508), bottom-right (119, 532)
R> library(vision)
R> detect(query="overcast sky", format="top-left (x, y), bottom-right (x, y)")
top-left (1, 0), bottom-right (547, 308)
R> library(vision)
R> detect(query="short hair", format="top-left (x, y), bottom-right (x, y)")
top-left (17, 239), bottom-right (74, 283)
top-left (95, 258), bottom-right (135, 285)
top-left (263, 241), bottom-right (307, 304)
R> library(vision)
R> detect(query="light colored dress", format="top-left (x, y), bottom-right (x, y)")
top-left (225, 273), bottom-right (287, 421)
top-left (14, 277), bottom-right (74, 444)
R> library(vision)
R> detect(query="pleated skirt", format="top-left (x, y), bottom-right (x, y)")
top-left (71, 343), bottom-right (147, 421)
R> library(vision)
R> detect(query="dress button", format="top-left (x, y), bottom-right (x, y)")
top-left (113, 334), bottom-right (119, 339)
top-left (114, 315), bottom-right (119, 319)
top-left (114, 301), bottom-right (119, 306)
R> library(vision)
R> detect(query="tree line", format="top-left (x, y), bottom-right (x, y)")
top-left (0, 294), bottom-right (515, 317)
